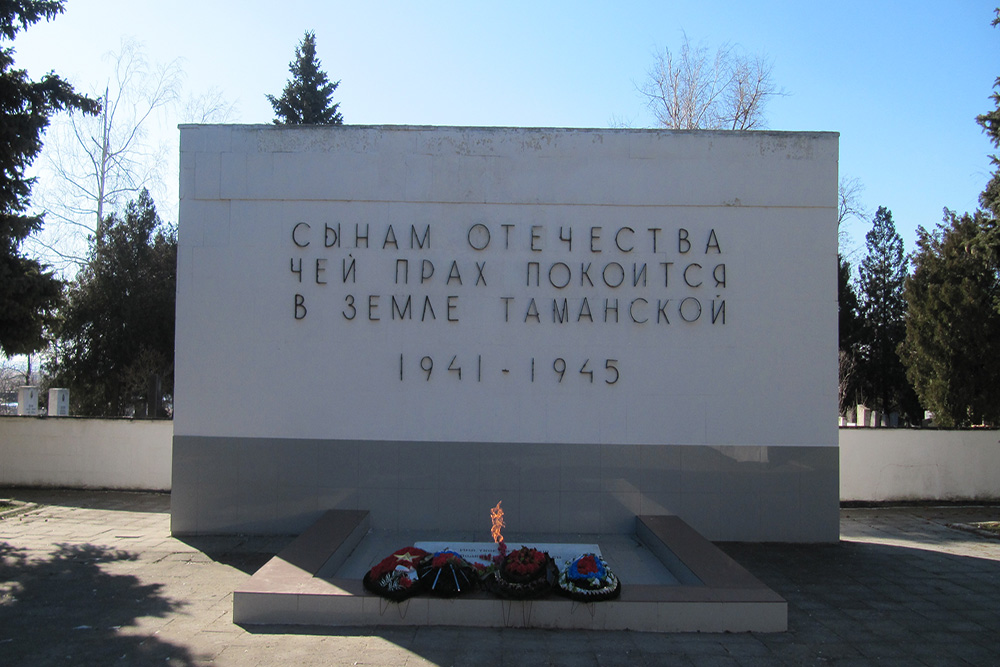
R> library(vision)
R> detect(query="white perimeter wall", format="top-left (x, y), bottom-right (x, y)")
top-left (840, 429), bottom-right (1000, 502)
top-left (0, 418), bottom-right (171, 491)
top-left (2, 419), bottom-right (997, 502)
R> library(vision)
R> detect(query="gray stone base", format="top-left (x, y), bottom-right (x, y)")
top-left (233, 511), bottom-right (788, 632)
top-left (171, 437), bottom-right (838, 542)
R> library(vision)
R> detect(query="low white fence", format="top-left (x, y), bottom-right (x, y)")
top-left (0, 417), bottom-right (172, 491)
top-left (1, 418), bottom-right (998, 501)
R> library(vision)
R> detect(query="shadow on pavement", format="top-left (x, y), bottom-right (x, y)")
top-left (176, 535), bottom-right (297, 575)
top-left (0, 487), bottom-right (170, 513)
top-left (0, 541), bottom-right (197, 666)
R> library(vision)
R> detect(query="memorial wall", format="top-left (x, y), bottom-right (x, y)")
top-left (172, 125), bottom-right (839, 541)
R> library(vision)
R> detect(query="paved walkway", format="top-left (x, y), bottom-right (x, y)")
top-left (1, 489), bottom-right (998, 666)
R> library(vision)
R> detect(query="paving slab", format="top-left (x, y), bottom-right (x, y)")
top-left (1, 489), bottom-right (999, 665)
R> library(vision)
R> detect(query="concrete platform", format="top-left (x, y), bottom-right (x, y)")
top-left (233, 511), bottom-right (786, 632)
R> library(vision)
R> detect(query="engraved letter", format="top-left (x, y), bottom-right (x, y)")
top-left (343, 255), bottom-right (356, 283)
top-left (615, 226), bottom-right (635, 252)
top-left (705, 228), bottom-right (721, 254)
top-left (713, 264), bottom-right (726, 288)
top-left (421, 259), bottom-right (435, 284)
top-left (468, 223), bottom-right (491, 250)
top-left (524, 298), bottom-right (540, 323)
top-left (355, 224), bottom-right (369, 248)
top-left (294, 294), bottom-right (307, 319)
top-left (678, 228), bottom-right (691, 254)
top-left (411, 225), bottom-right (431, 249)
top-left (712, 299), bottom-right (726, 324)
top-left (447, 260), bottom-right (463, 285)
top-left (633, 262), bottom-right (647, 287)
top-left (421, 296), bottom-right (436, 321)
top-left (648, 227), bottom-right (661, 253)
top-left (590, 226), bottom-right (602, 252)
top-left (604, 298), bottom-right (619, 323)
top-left (630, 298), bottom-right (648, 324)
top-left (395, 259), bottom-right (408, 284)
top-left (383, 225), bottom-right (398, 249)
top-left (531, 225), bottom-right (543, 251)
top-left (548, 262), bottom-right (571, 289)
top-left (679, 297), bottom-right (702, 322)
top-left (392, 295), bottom-right (412, 320)
top-left (559, 226), bottom-right (573, 251)
top-left (660, 261), bottom-right (674, 287)
top-left (526, 262), bottom-right (540, 287)
top-left (553, 298), bottom-right (569, 323)
top-left (657, 299), bottom-right (670, 324)
top-left (683, 263), bottom-right (702, 288)
top-left (502, 223), bottom-right (514, 249)
top-left (603, 262), bottom-right (625, 288)
top-left (324, 223), bottom-right (340, 248)
top-left (292, 222), bottom-right (310, 247)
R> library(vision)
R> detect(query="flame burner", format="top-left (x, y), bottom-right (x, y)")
top-left (490, 501), bottom-right (505, 546)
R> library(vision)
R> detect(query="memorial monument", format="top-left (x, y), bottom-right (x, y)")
top-left (172, 125), bottom-right (839, 542)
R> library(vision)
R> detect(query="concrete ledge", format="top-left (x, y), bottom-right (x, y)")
top-left (234, 510), bottom-right (786, 632)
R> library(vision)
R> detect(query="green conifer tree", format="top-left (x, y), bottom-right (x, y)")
top-left (47, 190), bottom-right (176, 417)
top-left (0, 1), bottom-right (99, 355)
top-left (901, 210), bottom-right (1000, 427)
top-left (899, 8), bottom-right (1000, 427)
top-left (856, 206), bottom-right (918, 420)
top-left (266, 31), bottom-right (343, 125)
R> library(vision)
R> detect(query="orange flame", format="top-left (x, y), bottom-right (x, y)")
top-left (490, 501), bottom-right (505, 545)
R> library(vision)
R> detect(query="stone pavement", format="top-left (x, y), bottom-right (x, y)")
top-left (1, 489), bottom-right (998, 666)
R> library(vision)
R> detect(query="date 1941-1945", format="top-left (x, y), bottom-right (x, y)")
top-left (399, 354), bottom-right (620, 385)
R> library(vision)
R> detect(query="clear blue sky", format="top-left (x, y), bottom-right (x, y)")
top-left (12, 0), bottom-right (1000, 260)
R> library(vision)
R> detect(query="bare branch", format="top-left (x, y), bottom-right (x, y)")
top-left (30, 38), bottom-right (184, 273)
top-left (641, 34), bottom-right (783, 130)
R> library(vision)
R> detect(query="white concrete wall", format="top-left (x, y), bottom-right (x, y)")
top-left (176, 125), bottom-right (840, 447)
top-left (2, 419), bottom-right (998, 503)
top-left (0, 417), bottom-right (172, 491)
top-left (840, 428), bottom-right (1000, 502)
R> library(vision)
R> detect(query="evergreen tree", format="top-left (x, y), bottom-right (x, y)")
top-left (977, 10), bottom-right (1000, 218)
top-left (838, 253), bottom-right (864, 415)
top-left (856, 206), bottom-right (918, 420)
top-left (0, 1), bottom-right (99, 355)
top-left (899, 10), bottom-right (1000, 427)
top-left (900, 210), bottom-right (1000, 427)
top-left (47, 190), bottom-right (176, 417)
top-left (266, 31), bottom-right (343, 125)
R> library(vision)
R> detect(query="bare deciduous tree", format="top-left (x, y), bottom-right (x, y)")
top-left (838, 175), bottom-right (869, 256)
top-left (181, 86), bottom-right (239, 124)
top-left (641, 33), bottom-right (780, 130)
top-left (29, 39), bottom-right (183, 271)
top-left (838, 176), bottom-right (868, 227)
